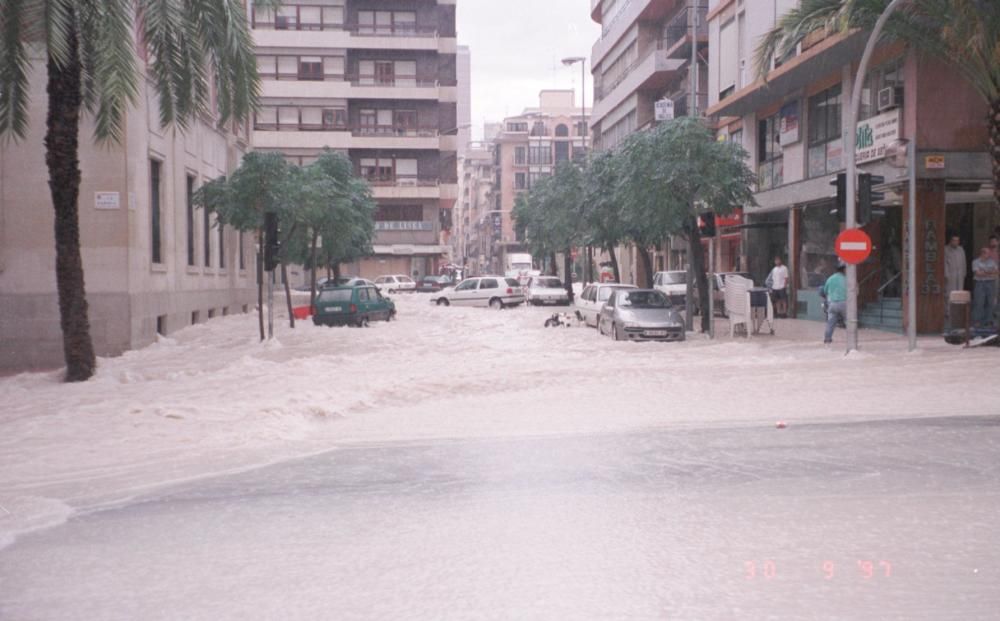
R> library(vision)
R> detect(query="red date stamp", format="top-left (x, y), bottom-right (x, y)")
top-left (744, 560), bottom-right (893, 580)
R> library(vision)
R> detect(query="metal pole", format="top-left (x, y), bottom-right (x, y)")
top-left (907, 140), bottom-right (917, 351)
top-left (708, 236), bottom-right (715, 338)
top-left (689, 0), bottom-right (698, 117)
top-left (845, 0), bottom-right (906, 353)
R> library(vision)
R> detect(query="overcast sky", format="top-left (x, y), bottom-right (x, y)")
top-left (457, 1), bottom-right (602, 140)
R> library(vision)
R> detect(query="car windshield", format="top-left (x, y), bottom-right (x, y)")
top-left (316, 289), bottom-right (352, 303)
top-left (660, 272), bottom-right (686, 284)
top-left (620, 291), bottom-right (671, 308)
top-left (532, 278), bottom-right (562, 288)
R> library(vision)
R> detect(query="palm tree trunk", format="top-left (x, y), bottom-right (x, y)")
top-left (991, 98), bottom-right (1000, 214)
top-left (606, 243), bottom-right (620, 283)
top-left (257, 232), bottom-right (265, 341)
top-left (44, 16), bottom-right (96, 382)
top-left (549, 251), bottom-right (558, 276)
top-left (636, 246), bottom-right (654, 288)
top-left (332, 262), bottom-right (341, 280)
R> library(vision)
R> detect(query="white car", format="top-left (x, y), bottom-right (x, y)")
top-left (525, 276), bottom-right (570, 306)
top-left (375, 274), bottom-right (417, 293)
top-left (575, 283), bottom-right (637, 327)
top-left (652, 270), bottom-right (688, 308)
top-left (433, 276), bottom-right (526, 309)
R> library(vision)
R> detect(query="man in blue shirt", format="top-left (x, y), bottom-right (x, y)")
top-left (821, 263), bottom-right (847, 344)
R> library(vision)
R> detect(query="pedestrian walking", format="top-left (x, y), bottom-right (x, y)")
top-left (766, 256), bottom-right (790, 318)
top-left (971, 247), bottom-right (998, 329)
top-left (821, 263), bottom-right (847, 345)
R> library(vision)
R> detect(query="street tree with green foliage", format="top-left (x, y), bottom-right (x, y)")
top-left (513, 162), bottom-right (587, 299)
top-left (755, 0), bottom-right (1000, 211)
top-left (583, 151), bottom-right (625, 283)
top-left (0, 0), bottom-right (270, 380)
top-left (196, 151), bottom-right (291, 339)
top-left (618, 117), bottom-right (757, 332)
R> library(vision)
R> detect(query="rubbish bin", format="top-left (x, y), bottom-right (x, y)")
top-left (945, 290), bottom-right (971, 346)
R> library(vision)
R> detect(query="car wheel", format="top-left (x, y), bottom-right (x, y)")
top-left (489, 298), bottom-right (504, 310)
top-left (613, 323), bottom-right (624, 341)
top-left (436, 298), bottom-right (450, 306)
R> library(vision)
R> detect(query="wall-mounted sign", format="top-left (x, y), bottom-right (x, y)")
top-left (925, 154), bottom-right (946, 170)
top-left (855, 109), bottom-right (901, 164)
top-left (655, 98), bottom-right (675, 121)
top-left (95, 191), bottom-right (120, 210)
top-left (779, 100), bottom-right (800, 145)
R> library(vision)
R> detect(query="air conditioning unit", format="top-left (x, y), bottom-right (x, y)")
top-left (877, 86), bottom-right (903, 112)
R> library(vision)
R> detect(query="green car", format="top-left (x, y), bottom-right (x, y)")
top-left (312, 285), bottom-right (396, 327)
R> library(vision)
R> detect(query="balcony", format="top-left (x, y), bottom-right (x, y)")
top-left (592, 48), bottom-right (685, 123)
top-left (661, 5), bottom-right (708, 59)
top-left (259, 76), bottom-right (442, 101)
top-left (367, 176), bottom-right (446, 200)
top-left (351, 125), bottom-right (442, 150)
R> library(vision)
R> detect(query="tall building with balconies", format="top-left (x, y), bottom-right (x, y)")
top-left (589, 0), bottom-right (709, 285)
top-left (249, 0), bottom-right (460, 280)
top-left (490, 90), bottom-right (590, 275)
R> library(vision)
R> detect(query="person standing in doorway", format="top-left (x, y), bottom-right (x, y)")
top-left (944, 235), bottom-right (968, 294)
top-left (766, 256), bottom-right (790, 317)
top-left (971, 247), bottom-right (999, 329)
top-left (821, 263), bottom-right (847, 345)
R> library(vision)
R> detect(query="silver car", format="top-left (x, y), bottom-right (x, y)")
top-left (525, 276), bottom-right (570, 306)
top-left (597, 289), bottom-right (686, 342)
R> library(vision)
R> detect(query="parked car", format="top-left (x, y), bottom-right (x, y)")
top-left (295, 277), bottom-right (334, 292)
top-left (652, 270), bottom-right (688, 308)
top-left (433, 276), bottom-right (525, 309)
top-left (415, 275), bottom-right (452, 293)
top-left (575, 283), bottom-right (637, 328)
top-left (597, 289), bottom-right (686, 342)
top-left (374, 274), bottom-right (416, 293)
top-left (525, 276), bottom-right (570, 306)
top-left (312, 285), bottom-right (395, 327)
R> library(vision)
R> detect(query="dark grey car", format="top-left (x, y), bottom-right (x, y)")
top-left (597, 289), bottom-right (686, 342)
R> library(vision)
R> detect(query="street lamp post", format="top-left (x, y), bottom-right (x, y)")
top-left (844, 0), bottom-right (906, 353)
top-left (562, 56), bottom-right (589, 283)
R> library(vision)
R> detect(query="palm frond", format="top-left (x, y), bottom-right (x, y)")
top-left (78, 0), bottom-right (139, 142)
top-left (754, 0), bottom-right (847, 80)
top-left (0, 0), bottom-right (32, 140)
top-left (43, 0), bottom-right (76, 71)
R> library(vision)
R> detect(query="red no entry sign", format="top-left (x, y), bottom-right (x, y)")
top-left (835, 228), bottom-right (873, 265)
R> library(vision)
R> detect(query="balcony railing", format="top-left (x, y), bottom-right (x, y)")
top-left (353, 125), bottom-right (440, 138)
top-left (364, 175), bottom-right (442, 188)
top-left (662, 6), bottom-right (708, 52)
top-left (348, 74), bottom-right (438, 88)
top-left (375, 221), bottom-right (436, 231)
top-left (347, 24), bottom-right (438, 38)
top-left (251, 7), bottom-right (438, 37)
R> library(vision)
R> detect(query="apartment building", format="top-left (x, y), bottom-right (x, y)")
top-left (249, 0), bottom-right (460, 280)
top-left (456, 143), bottom-right (495, 275)
top-left (589, 0), bottom-right (710, 284)
top-left (489, 90), bottom-right (590, 275)
top-left (706, 0), bottom-right (995, 333)
top-left (0, 52), bottom-right (256, 373)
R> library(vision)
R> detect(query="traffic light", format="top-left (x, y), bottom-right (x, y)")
top-left (830, 173), bottom-right (847, 222)
top-left (858, 173), bottom-right (885, 225)
top-left (263, 212), bottom-right (280, 272)
top-left (699, 211), bottom-right (716, 237)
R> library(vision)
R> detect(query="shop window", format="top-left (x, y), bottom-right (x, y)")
top-left (807, 85), bottom-right (843, 178)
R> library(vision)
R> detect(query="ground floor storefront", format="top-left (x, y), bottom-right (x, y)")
top-left (345, 245), bottom-right (450, 281)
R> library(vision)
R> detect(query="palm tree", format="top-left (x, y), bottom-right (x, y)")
top-left (755, 0), bottom-right (1000, 210)
top-left (0, 0), bottom-right (270, 381)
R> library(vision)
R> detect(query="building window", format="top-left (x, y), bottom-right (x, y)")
top-left (807, 85), bottom-right (843, 178)
top-left (298, 56), bottom-right (323, 80)
top-left (575, 121), bottom-right (587, 137)
top-left (507, 122), bottom-right (528, 132)
top-left (203, 198), bottom-right (211, 267)
top-left (514, 172), bottom-right (527, 189)
top-left (360, 157), bottom-right (394, 183)
top-left (186, 175), bottom-right (195, 266)
top-left (530, 121), bottom-right (547, 136)
top-left (555, 124), bottom-right (569, 137)
top-left (528, 171), bottom-right (549, 187)
top-left (150, 159), bottom-right (162, 264)
top-left (860, 58), bottom-right (904, 120)
top-left (374, 205), bottom-right (423, 221)
top-left (528, 144), bottom-right (552, 165)
top-left (357, 10), bottom-right (418, 36)
top-left (757, 114), bottom-right (783, 190)
top-left (514, 146), bottom-right (526, 165)
top-left (219, 223), bottom-right (225, 269)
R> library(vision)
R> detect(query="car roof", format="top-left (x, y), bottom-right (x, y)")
top-left (596, 283), bottom-right (637, 288)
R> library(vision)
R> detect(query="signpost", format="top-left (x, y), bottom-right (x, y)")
top-left (835, 229), bottom-right (873, 265)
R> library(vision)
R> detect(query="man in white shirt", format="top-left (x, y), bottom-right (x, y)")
top-left (767, 256), bottom-right (790, 317)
